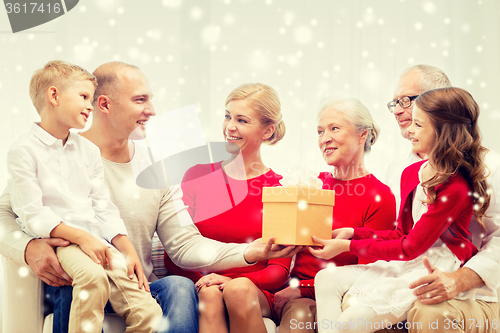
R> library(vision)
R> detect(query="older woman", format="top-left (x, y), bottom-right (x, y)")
top-left (164, 83), bottom-right (291, 333)
top-left (274, 97), bottom-right (396, 333)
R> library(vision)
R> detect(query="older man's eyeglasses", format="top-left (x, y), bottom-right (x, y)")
top-left (387, 95), bottom-right (419, 113)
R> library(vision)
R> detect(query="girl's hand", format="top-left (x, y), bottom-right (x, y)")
top-left (308, 236), bottom-right (350, 260)
top-left (332, 227), bottom-right (354, 240)
top-left (195, 273), bottom-right (232, 292)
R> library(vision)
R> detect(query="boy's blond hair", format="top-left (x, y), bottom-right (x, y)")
top-left (29, 60), bottom-right (97, 112)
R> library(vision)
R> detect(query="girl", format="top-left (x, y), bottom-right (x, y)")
top-left (310, 87), bottom-right (491, 333)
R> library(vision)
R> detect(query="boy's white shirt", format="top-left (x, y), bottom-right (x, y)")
top-left (7, 122), bottom-right (128, 243)
top-left (385, 149), bottom-right (500, 301)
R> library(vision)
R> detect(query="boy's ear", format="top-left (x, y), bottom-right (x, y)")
top-left (47, 86), bottom-right (59, 106)
top-left (96, 95), bottom-right (111, 114)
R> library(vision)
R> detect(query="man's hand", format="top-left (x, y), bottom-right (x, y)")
top-left (112, 234), bottom-right (149, 291)
top-left (125, 253), bottom-right (149, 292)
top-left (195, 273), bottom-right (232, 292)
top-left (273, 286), bottom-right (301, 323)
top-left (25, 238), bottom-right (72, 287)
top-left (409, 257), bottom-right (484, 304)
top-left (244, 237), bottom-right (302, 263)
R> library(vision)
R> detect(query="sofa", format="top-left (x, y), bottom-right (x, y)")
top-left (1, 234), bottom-right (278, 333)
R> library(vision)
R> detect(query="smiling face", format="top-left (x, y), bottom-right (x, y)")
top-left (317, 108), bottom-right (366, 167)
top-left (393, 70), bottom-right (424, 139)
top-left (110, 67), bottom-right (156, 139)
top-left (222, 99), bottom-right (272, 155)
top-left (56, 79), bottom-right (94, 130)
top-left (407, 105), bottom-right (436, 157)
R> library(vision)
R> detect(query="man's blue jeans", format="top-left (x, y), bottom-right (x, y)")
top-left (45, 275), bottom-right (199, 333)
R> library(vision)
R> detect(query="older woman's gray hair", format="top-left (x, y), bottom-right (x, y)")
top-left (318, 97), bottom-right (380, 153)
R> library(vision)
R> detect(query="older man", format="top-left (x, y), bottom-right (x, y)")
top-left (0, 61), bottom-right (296, 333)
top-left (385, 64), bottom-right (500, 333)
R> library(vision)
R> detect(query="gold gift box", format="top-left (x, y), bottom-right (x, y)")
top-left (262, 186), bottom-right (335, 245)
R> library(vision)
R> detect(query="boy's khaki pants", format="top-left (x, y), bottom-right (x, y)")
top-left (57, 244), bottom-right (163, 333)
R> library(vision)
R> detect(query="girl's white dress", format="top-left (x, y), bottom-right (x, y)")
top-left (346, 163), bottom-right (472, 317)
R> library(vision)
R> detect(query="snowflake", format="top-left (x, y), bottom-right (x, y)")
top-left (190, 7), bottom-right (203, 20)
top-left (422, 1), bottom-right (437, 15)
top-left (294, 25), bottom-right (313, 45)
top-left (18, 266), bottom-right (29, 278)
top-left (223, 14), bottom-right (235, 25)
top-left (162, 0), bottom-right (182, 8)
top-left (81, 320), bottom-right (94, 332)
top-left (79, 290), bottom-right (89, 301)
top-left (201, 25), bottom-right (221, 45)
top-left (325, 262), bottom-right (336, 271)
top-left (155, 316), bottom-right (170, 332)
top-left (147, 30), bottom-right (162, 41)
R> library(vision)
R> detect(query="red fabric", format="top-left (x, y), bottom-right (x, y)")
top-left (292, 173), bottom-right (396, 299)
top-left (350, 160), bottom-right (477, 264)
top-left (164, 162), bottom-right (292, 296)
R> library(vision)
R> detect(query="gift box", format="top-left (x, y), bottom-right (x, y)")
top-left (262, 186), bottom-right (335, 245)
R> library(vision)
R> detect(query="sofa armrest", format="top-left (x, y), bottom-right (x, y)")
top-left (2, 255), bottom-right (44, 333)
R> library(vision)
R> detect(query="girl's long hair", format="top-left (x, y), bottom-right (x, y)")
top-left (415, 87), bottom-right (490, 230)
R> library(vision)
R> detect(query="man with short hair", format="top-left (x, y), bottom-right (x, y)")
top-left (385, 64), bottom-right (500, 333)
top-left (385, 64), bottom-right (452, 212)
top-left (0, 61), bottom-right (296, 333)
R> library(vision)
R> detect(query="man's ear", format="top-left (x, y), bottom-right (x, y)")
top-left (96, 95), bottom-right (111, 114)
top-left (262, 124), bottom-right (275, 141)
top-left (47, 86), bottom-right (58, 106)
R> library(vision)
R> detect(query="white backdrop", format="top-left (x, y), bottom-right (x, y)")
top-left (1, 0), bottom-right (500, 188)
top-left (1, 0), bottom-right (500, 329)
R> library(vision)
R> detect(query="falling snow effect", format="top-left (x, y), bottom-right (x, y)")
top-left (2, 2), bottom-right (500, 330)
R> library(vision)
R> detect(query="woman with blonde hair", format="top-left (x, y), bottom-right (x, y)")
top-left (164, 83), bottom-right (291, 333)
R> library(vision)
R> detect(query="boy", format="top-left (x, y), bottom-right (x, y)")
top-left (7, 60), bottom-right (162, 333)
